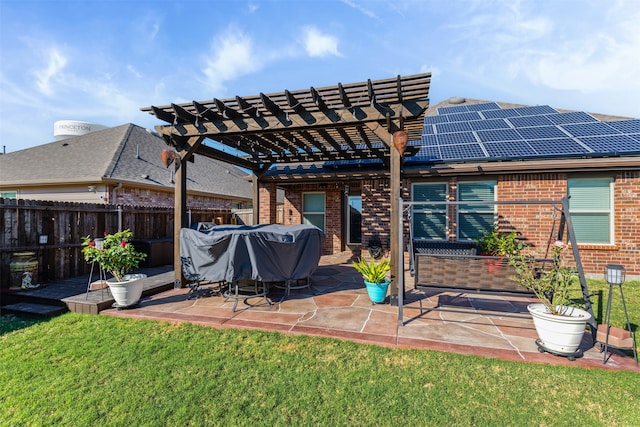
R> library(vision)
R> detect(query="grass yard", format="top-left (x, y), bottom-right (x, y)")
top-left (1, 308), bottom-right (638, 427)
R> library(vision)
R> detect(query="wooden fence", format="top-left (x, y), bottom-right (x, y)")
top-left (0, 198), bottom-right (237, 287)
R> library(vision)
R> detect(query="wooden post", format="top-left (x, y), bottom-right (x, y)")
top-left (173, 155), bottom-right (188, 288)
top-left (252, 173), bottom-right (259, 226)
top-left (389, 137), bottom-right (401, 305)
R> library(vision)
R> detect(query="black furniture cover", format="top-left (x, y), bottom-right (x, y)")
top-left (180, 224), bottom-right (325, 283)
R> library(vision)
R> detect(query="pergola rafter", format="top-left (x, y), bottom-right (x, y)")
top-left (140, 73), bottom-right (431, 290)
top-left (142, 73), bottom-right (431, 170)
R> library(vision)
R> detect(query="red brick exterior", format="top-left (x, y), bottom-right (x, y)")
top-left (112, 185), bottom-right (240, 209)
top-left (260, 170), bottom-right (640, 275)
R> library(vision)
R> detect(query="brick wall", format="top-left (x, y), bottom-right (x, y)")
top-left (259, 182), bottom-right (344, 254)
top-left (261, 170), bottom-right (640, 275)
top-left (114, 186), bottom-right (235, 209)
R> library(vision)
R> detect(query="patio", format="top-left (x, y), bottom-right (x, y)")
top-left (99, 253), bottom-right (638, 372)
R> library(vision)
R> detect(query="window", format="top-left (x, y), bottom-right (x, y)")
top-left (347, 196), bottom-right (362, 244)
top-left (411, 183), bottom-right (448, 240)
top-left (457, 182), bottom-right (496, 240)
top-left (0, 191), bottom-right (17, 199)
top-left (568, 178), bottom-right (612, 244)
top-left (303, 192), bottom-right (325, 232)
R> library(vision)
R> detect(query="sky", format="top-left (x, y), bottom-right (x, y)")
top-left (1, 0), bottom-right (639, 153)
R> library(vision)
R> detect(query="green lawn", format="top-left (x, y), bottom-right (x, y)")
top-left (1, 305), bottom-right (638, 426)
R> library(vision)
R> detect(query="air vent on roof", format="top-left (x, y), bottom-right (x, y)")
top-left (448, 97), bottom-right (466, 105)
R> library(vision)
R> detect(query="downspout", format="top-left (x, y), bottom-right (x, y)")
top-left (111, 182), bottom-right (123, 204)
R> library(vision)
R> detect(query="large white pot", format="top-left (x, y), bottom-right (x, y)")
top-left (107, 274), bottom-right (147, 308)
top-left (527, 303), bottom-right (592, 355)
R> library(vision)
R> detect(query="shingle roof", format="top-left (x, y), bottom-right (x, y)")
top-left (263, 98), bottom-right (640, 179)
top-left (0, 124), bottom-right (252, 200)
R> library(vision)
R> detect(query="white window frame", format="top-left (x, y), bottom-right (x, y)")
top-left (568, 177), bottom-right (614, 245)
top-left (456, 181), bottom-right (497, 241)
top-left (411, 182), bottom-right (449, 241)
top-left (302, 192), bottom-right (325, 232)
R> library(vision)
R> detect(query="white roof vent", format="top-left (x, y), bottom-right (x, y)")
top-left (54, 120), bottom-right (108, 141)
top-left (447, 97), bottom-right (466, 105)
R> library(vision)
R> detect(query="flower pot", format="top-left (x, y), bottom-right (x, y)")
top-left (365, 280), bottom-right (390, 304)
top-left (527, 303), bottom-right (592, 355)
top-left (107, 274), bottom-right (147, 308)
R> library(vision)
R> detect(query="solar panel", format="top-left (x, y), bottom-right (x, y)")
top-left (476, 128), bottom-right (522, 142)
top-left (420, 134), bottom-right (438, 146)
top-left (546, 112), bottom-right (597, 125)
top-left (481, 108), bottom-right (521, 119)
top-left (528, 138), bottom-right (589, 155)
top-left (437, 132), bottom-right (477, 145)
top-left (410, 145), bottom-right (442, 162)
top-left (422, 124), bottom-right (435, 134)
top-left (469, 118), bottom-right (511, 131)
top-left (483, 141), bottom-right (537, 158)
top-left (607, 119), bottom-right (640, 134)
top-left (516, 126), bottom-right (567, 140)
top-left (508, 115), bottom-right (554, 128)
top-left (512, 105), bottom-right (558, 116)
top-left (423, 115), bottom-right (450, 124)
top-left (561, 122), bottom-right (621, 137)
top-left (578, 135), bottom-right (640, 153)
top-left (436, 122), bottom-right (473, 133)
top-left (437, 105), bottom-right (469, 115)
top-left (467, 102), bottom-right (501, 111)
top-left (440, 143), bottom-right (486, 160)
top-left (445, 111), bottom-right (483, 122)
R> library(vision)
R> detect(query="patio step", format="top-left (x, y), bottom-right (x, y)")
top-left (1, 302), bottom-right (67, 318)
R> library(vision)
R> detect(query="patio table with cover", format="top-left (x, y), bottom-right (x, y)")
top-left (179, 224), bottom-right (325, 309)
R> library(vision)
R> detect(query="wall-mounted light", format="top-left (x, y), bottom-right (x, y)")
top-left (38, 233), bottom-right (48, 245)
top-left (88, 185), bottom-right (96, 192)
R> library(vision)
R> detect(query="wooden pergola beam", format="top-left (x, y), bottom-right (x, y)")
top-left (142, 73), bottom-right (432, 289)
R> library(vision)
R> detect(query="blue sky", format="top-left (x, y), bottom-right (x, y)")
top-left (1, 0), bottom-right (639, 153)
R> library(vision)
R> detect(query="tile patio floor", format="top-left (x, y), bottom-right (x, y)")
top-left (100, 253), bottom-right (639, 372)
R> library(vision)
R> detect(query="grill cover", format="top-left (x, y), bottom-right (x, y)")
top-left (180, 224), bottom-right (325, 283)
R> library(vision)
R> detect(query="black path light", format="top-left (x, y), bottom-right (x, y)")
top-left (600, 264), bottom-right (638, 365)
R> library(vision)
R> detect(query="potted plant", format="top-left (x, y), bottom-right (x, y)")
top-left (477, 225), bottom-right (524, 257)
top-left (509, 241), bottom-right (592, 358)
top-left (82, 229), bottom-right (147, 308)
top-left (353, 257), bottom-right (391, 303)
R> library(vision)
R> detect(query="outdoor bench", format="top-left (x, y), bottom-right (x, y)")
top-left (412, 240), bottom-right (535, 295)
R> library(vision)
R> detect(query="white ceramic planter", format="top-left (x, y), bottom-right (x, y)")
top-left (527, 303), bottom-right (592, 354)
top-left (107, 274), bottom-right (147, 308)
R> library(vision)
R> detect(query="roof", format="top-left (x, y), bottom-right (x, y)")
top-left (261, 97), bottom-right (640, 181)
top-left (0, 124), bottom-right (252, 200)
top-left (141, 73), bottom-right (431, 169)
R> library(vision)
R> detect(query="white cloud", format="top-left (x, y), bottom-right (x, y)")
top-left (302, 26), bottom-right (342, 58)
top-left (200, 29), bottom-right (262, 93)
top-left (340, 0), bottom-right (377, 19)
top-left (247, 2), bottom-right (260, 14)
top-left (33, 48), bottom-right (67, 96)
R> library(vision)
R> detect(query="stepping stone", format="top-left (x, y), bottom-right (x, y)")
top-left (1, 302), bottom-right (67, 317)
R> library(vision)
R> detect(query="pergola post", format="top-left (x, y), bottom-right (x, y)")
top-left (173, 154), bottom-right (188, 288)
top-left (389, 131), bottom-right (407, 306)
top-left (389, 140), bottom-right (401, 304)
top-left (252, 173), bottom-right (259, 225)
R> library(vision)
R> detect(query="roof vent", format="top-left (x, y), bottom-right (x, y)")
top-left (447, 97), bottom-right (466, 105)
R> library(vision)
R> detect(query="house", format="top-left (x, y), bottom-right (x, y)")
top-left (0, 123), bottom-right (252, 210)
top-left (259, 97), bottom-right (640, 276)
top-left (142, 74), bottom-right (639, 284)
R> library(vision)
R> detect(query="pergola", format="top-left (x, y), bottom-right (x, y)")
top-left (141, 73), bottom-right (432, 292)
